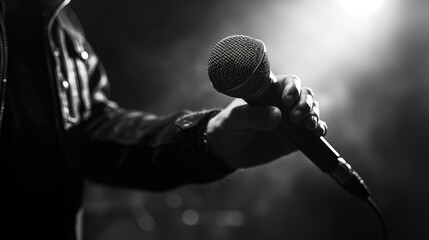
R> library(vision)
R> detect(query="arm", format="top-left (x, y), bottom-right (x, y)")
top-left (55, 9), bottom-right (237, 191)
top-left (62, 7), bottom-right (325, 192)
top-left (81, 61), bottom-right (235, 191)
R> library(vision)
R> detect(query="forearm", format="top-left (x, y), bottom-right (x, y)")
top-left (82, 105), bottom-right (236, 191)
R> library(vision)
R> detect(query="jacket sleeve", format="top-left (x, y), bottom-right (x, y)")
top-left (74, 22), bottom-right (235, 192)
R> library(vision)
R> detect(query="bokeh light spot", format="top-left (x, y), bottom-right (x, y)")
top-left (137, 214), bottom-right (156, 231)
top-left (182, 209), bottom-right (199, 226)
top-left (216, 210), bottom-right (245, 227)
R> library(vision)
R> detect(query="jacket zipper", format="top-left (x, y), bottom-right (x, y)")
top-left (0, 2), bottom-right (9, 137)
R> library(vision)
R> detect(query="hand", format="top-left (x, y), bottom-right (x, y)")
top-left (206, 75), bottom-right (327, 169)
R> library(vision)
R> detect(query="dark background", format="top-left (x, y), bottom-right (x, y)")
top-left (71, 0), bottom-right (429, 239)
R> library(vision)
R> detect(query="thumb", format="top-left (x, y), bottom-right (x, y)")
top-left (225, 104), bottom-right (282, 132)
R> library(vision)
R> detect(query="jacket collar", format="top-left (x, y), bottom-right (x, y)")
top-left (44, 0), bottom-right (70, 21)
top-left (0, 0), bottom-right (70, 18)
top-left (46, 0), bottom-right (70, 31)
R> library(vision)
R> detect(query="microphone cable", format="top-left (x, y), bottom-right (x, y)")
top-left (366, 197), bottom-right (389, 240)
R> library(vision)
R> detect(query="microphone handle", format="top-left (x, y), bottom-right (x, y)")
top-left (245, 76), bottom-right (371, 200)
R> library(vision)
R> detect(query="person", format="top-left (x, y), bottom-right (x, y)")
top-left (0, 0), bottom-right (327, 239)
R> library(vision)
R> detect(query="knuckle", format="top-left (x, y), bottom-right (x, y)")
top-left (282, 79), bottom-right (301, 106)
top-left (312, 101), bottom-right (320, 115)
top-left (313, 100), bottom-right (319, 108)
top-left (321, 121), bottom-right (328, 135)
top-left (286, 75), bottom-right (301, 90)
top-left (300, 95), bottom-right (313, 112)
top-left (303, 87), bottom-right (314, 96)
top-left (289, 74), bottom-right (301, 82)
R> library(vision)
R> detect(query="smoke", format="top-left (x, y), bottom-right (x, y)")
top-left (73, 0), bottom-right (429, 239)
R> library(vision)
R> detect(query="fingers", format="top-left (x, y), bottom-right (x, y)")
top-left (281, 75), bottom-right (301, 107)
top-left (303, 101), bottom-right (328, 136)
top-left (279, 75), bottom-right (328, 136)
top-left (315, 120), bottom-right (328, 137)
top-left (289, 87), bottom-right (314, 124)
top-left (304, 101), bottom-right (319, 130)
top-left (220, 75), bottom-right (328, 135)
top-left (279, 75), bottom-right (315, 124)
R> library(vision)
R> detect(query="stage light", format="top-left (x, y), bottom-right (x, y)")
top-left (340, 0), bottom-right (384, 16)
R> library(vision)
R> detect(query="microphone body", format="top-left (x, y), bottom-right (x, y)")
top-left (208, 35), bottom-right (371, 200)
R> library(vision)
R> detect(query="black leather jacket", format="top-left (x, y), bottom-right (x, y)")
top-left (0, 1), bottom-right (233, 239)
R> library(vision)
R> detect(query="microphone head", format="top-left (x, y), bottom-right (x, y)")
top-left (207, 35), bottom-right (271, 99)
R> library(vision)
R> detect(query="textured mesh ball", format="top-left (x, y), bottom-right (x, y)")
top-left (207, 35), bottom-right (271, 99)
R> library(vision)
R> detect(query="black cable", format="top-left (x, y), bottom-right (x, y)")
top-left (366, 197), bottom-right (389, 240)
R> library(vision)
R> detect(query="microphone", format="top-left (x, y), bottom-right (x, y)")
top-left (207, 35), bottom-right (371, 201)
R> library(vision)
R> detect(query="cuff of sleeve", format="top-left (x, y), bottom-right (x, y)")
top-left (175, 109), bottom-right (237, 180)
